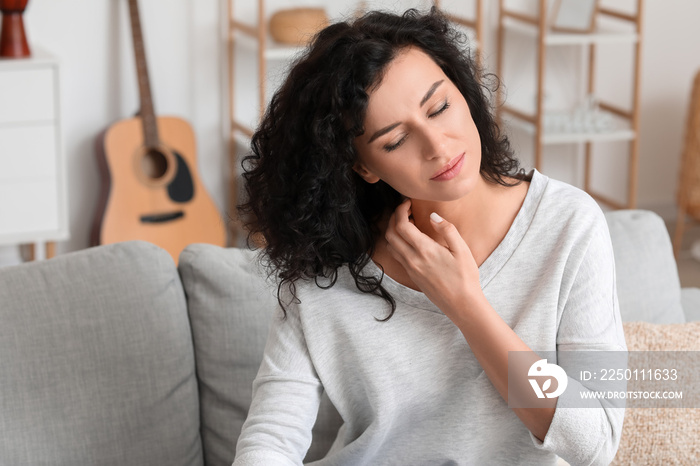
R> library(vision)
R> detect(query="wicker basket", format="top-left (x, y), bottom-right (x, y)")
top-left (269, 8), bottom-right (328, 47)
top-left (673, 70), bottom-right (700, 255)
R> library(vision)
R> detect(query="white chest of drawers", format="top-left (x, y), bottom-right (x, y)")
top-left (0, 49), bottom-right (69, 259)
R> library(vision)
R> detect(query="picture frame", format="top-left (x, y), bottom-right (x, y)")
top-left (550, 0), bottom-right (599, 33)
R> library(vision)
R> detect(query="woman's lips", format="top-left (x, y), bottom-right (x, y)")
top-left (430, 153), bottom-right (465, 181)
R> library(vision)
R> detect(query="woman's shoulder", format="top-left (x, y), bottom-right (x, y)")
top-left (539, 174), bottom-right (605, 220)
top-left (282, 261), bottom-right (380, 310)
top-left (526, 171), bottom-right (611, 247)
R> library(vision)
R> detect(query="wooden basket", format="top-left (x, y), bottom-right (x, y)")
top-left (269, 8), bottom-right (328, 47)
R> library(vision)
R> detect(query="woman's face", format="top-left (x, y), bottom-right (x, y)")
top-left (353, 46), bottom-right (482, 202)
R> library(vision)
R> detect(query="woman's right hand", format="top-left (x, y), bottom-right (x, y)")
top-left (384, 199), bottom-right (482, 325)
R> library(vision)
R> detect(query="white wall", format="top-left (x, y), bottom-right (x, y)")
top-left (1, 0), bottom-right (698, 265)
top-left (634, 0), bottom-right (700, 213)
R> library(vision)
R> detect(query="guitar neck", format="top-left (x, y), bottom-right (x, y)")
top-left (127, 0), bottom-right (159, 148)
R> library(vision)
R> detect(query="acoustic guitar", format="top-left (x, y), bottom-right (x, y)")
top-left (91, 0), bottom-right (226, 263)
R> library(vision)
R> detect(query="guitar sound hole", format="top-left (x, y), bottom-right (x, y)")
top-left (141, 149), bottom-right (169, 180)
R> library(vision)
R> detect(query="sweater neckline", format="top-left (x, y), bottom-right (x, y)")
top-left (362, 168), bottom-right (548, 313)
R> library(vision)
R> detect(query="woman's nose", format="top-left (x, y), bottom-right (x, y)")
top-left (420, 124), bottom-right (447, 160)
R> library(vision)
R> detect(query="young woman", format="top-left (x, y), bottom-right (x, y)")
top-left (234, 7), bottom-right (626, 466)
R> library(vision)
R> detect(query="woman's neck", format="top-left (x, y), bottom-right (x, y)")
top-left (408, 176), bottom-right (493, 247)
top-left (370, 175), bottom-right (528, 288)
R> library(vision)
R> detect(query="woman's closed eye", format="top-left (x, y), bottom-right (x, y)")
top-left (383, 100), bottom-right (451, 153)
top-left (384, 136), bottom-right (407, 152)
top-left (429, 100), bottom-right (450, 118)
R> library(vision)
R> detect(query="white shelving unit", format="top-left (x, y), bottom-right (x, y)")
top-left (497, 0), bottom-right (644, 209)
top-left (0, 49), bottom-right (69, 260)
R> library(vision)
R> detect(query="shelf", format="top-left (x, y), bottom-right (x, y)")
top-left (502, 107), bottom-right (635, 145)
top-left (503, 17), bottom-right (638, 45)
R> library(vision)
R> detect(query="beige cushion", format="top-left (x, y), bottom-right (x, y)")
top-left (611, 322), bottom-right (700, 465)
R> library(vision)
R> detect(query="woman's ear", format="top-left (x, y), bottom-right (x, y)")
top-left (352, 162), bottom-right (381, 184)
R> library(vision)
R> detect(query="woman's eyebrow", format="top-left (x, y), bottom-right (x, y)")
top-left (368, 79), bottom-right (445, 144)
top-left (420, 80), bottom-right (444, 107)
top-left (368, 122), bottom-right (401, 144)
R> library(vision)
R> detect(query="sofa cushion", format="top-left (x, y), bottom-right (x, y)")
top-left (0, 241), bottom-right (203, 466)
top-left (612, 321), bottom-right (700, 465)
top-left (178, 244), bottom-right (342, 466)
top-left (604, 210), bottom-right (686, 324)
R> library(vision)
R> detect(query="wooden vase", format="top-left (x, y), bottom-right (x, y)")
top-left (0, 0), bottom-right (31, 58)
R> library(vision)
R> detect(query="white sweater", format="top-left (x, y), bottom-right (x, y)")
top-left (234, 169), bottom-right (627, 466)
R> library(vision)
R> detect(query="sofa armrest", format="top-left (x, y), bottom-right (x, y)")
top-left (680, 287), bottom-right (700, 322)
top-left (604, 210), bottom-right (686, 323)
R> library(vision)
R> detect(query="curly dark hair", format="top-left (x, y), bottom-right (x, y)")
top-left (237, 7), bottom-right (522, 320)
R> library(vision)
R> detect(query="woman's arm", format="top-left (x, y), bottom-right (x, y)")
top-left (384, 199), bottom-right (555, 439)
top-left (233, 302), bottom-right (323, 466)
top-left (384, 199), bottom-right (626, 465)
top-left (527, 206), bottom-right (627, 466)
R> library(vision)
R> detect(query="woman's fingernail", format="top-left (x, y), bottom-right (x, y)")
top-left (430, 212), bottom-right (443, 223)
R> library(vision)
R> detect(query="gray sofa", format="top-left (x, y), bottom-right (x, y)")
top-left (0, 209), bottom-right (696, 466)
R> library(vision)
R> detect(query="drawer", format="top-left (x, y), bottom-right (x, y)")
top-left (0, 67), bottom-right (55, 124)
top-left (0, 125), bottom-right (57, 179)
top-left (0, 179), bottom-right (59, 236)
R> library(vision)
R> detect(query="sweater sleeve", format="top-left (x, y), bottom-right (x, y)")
top-left (529, 209), bottom-right (628, 466)
top-left (233, 301), bottom-right (323, 466)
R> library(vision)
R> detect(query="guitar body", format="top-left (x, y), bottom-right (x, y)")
top-left (92, 115), bottom-right (226, 263)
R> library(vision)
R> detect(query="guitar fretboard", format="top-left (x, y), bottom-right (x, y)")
top-left (127, 0), bottom-right (159, 148)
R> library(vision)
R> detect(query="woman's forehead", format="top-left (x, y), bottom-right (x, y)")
top-left (373, 47), bottom-right (444, 92)
top-left (364, 48), bottom-right (448, 117)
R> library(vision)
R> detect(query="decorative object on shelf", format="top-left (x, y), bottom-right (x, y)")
top-left (0, 0), bottom-right (31, 58)
top-left (673, 70), bottom-right (700, 258)
top-left (92, 0), bottom-right (226, 265)
top-left (544, 95), bottom-right (613, 134)
top-left (269, 7), bottom-right (328, 47)
top-left (550, 0), bottom-right (598, 33)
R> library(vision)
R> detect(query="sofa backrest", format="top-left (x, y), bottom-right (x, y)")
top-left (0, 241), bottom-right (203, 466)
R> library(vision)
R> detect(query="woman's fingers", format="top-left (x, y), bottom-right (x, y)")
top-left (392, 201), bottom-right (462, 261)
top-left (391, 200), bottom-right (432, 250)
top-left (385, 206), bottom-right (416, 265)
top-left (429, 212), bottom-right (465, 256)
